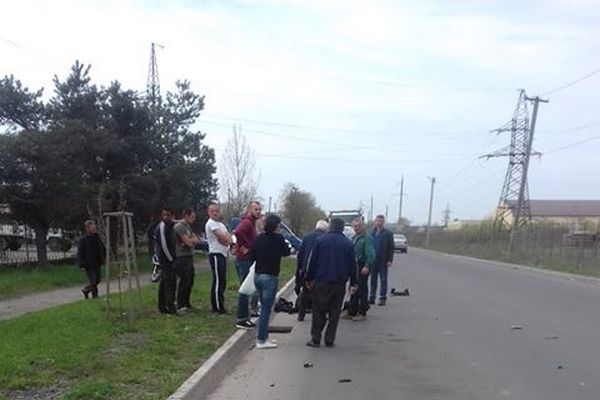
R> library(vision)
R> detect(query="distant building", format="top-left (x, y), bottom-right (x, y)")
top-left (447, 219), bottom-right (484, 231)
top-left (495, 200), bottom-right (600, 230)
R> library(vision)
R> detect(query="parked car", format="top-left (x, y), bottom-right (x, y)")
top-left (278, 222), bottom-right (302, 253)
top-left (393, 233), bottom-right (408, 253)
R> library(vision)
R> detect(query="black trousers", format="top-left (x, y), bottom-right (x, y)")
top-left (348, 272), bottom-right (370, 316)
top-left (83, 265), bottom-right (102, 298)
top-left (158, 261), bottom-right (176, 313)
top-left (311, 282), bottom-right (346, 345)
top-left (175, 256), bottom-right (195, 309)
top-left (209, 253), bottom-right (227, 312)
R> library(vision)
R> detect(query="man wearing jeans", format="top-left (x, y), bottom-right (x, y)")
top-left (234, 201), bottom-right (262, 329)
top-left (306, 218), bottom-right (357, 348)
top-left (370, 215), bottom-right (395, 306)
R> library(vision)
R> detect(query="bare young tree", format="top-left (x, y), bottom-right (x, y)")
top-left (220, 125), bottom-right (260, 219)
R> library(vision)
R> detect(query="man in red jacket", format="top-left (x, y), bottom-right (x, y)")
top-left (234, 201), bottom-right (262, 329)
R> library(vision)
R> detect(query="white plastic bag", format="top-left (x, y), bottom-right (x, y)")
top-left (238, 262), bottom-right (257, 296)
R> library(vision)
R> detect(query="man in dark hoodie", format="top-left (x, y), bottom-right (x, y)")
top-left (155, 207), bottom-right (177, 315)
top-left (233, 201), bottom-right (262, 329)
top-left (295, 219), bottom-right (328, 321)
top-left (77, 220), bottom-right (106, 299)
top-left (305, 218), bottom-right (357, 348)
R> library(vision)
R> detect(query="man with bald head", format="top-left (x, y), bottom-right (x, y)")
top-left (295, 219), bottom-right (329, 321)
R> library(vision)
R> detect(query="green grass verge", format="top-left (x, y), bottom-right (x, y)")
top-left (0, 258), bottom-right (296, 400)
top-left (0, 254), bottom-right (156, 301)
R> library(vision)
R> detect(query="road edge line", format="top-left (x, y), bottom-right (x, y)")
top-left (167, 275), bottom-right (296, 400)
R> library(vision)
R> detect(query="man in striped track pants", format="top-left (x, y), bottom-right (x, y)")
top-left (205, 201), bottom-right (233, 314)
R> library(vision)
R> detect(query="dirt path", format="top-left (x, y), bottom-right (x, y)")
top-left (0, 260), bottom-right (208, 321)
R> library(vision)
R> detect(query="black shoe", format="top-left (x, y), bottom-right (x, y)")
top-left (378, 299), bottom-right (386, 306)
top-left (82, 289), bottom-right (89, 299)
top-left (368, 299), bottom-right (375, 305)
top-left (236, 320), bottom-right (256, 330)
top-left (213, 309), bottom-right (230, 315)
top-left (306, 340), bottom-right (320, 348)
top-left (325, 342), bottom-right (335, 348)
top-left (297, 315), bottom-right (305, 322)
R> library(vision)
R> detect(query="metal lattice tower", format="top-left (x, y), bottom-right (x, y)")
top-left (146, 42), bottom-right (163, 105)
top-left (483, 89), bottom-right (547, 258)
top-left (484, 90), bottom-right (536, 229)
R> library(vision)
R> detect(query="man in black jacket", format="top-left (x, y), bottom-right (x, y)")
top-left (306, 218), bottom-right (357, 348)
top-left (155, 207), bottom-right (177, 314)
top-left (295, 220), bottom-right (328, 321)
top-left (77, 220), bottom-right (106, 299)
top-left (370, 215), bottom-right (395, 306)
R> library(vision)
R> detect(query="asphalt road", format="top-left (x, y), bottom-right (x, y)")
top-left (207, 248), bottom-right (600, 400)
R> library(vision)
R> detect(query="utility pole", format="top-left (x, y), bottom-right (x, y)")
top-left (483, 90), bottom-right (547, 259)
top-left (424, 177), bottom-right (436, 246)
top-left (442, 203), bottom-right (452, 228)
top-left (398, 175), bottom-right (404, 224)
top-left (369, 194), bottom-right (374, 223)
top-left (385, 204), bottom-right (389, 221)
top-left (268, 196), bottom-right (272, 213)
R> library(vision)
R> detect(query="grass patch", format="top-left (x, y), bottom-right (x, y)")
top-left (0, 254), bottom-right (158, 301)
top-left (0, 257), bottom-right (295, 400)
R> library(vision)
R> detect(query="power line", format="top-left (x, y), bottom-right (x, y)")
top-left (544, 132), bottom-right (600, 154)
top-left (541, 67), bottom-right (600, 96)
top-left (255, 154), bottom-right (473, 163)
top-left (199, 120), bottom-right (478, 156)
top-left (202, 113), bottom-right (484, 137)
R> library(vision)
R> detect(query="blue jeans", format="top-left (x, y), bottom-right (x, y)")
top-left (254, 273), bottom-right (278, 342)
top-left (370, 261), bottom-right (388, 301)
top-left (236, 260), bottom-right (258, 321)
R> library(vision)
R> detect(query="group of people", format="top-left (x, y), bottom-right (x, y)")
top-left (75, 201), bottom-right (396, 351)
top-left (154, 200), bottom-right (291, 349)
top-left (296, 214), bottom-right (395, 348)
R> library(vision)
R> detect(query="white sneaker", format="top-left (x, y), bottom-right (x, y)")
top-left (256, 340), bottom-right (278, 349)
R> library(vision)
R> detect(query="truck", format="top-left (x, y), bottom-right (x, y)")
top-left (0, 223), bottom-right (24, 251)
top-left (0, 204), bottom-right (73, 252)
top-left (328, 209), bottom-right (363, 239)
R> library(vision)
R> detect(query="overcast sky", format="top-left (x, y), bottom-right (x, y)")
top-left (2, 0), bottom-right (600, 225)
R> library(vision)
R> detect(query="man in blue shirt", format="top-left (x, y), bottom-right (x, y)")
top-left (306, 218), bottom-right (357, 348)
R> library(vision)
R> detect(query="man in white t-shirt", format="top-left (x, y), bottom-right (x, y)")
top-left (205, 202), bottom-right (233, 314)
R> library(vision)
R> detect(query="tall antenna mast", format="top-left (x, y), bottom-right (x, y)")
top-left (147, 42), bottom-right (164, 105)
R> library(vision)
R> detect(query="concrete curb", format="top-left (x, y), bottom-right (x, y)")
top-left (167, 275), bottom-right (297, 400)
top-left (415, 247), bottom-right (600, 287)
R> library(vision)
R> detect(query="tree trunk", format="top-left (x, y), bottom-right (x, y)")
top-left (34, 225), bottom-right (49, 267)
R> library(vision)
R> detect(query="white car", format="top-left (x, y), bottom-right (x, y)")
top-left (393, 234), bottom-right (408, 253)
